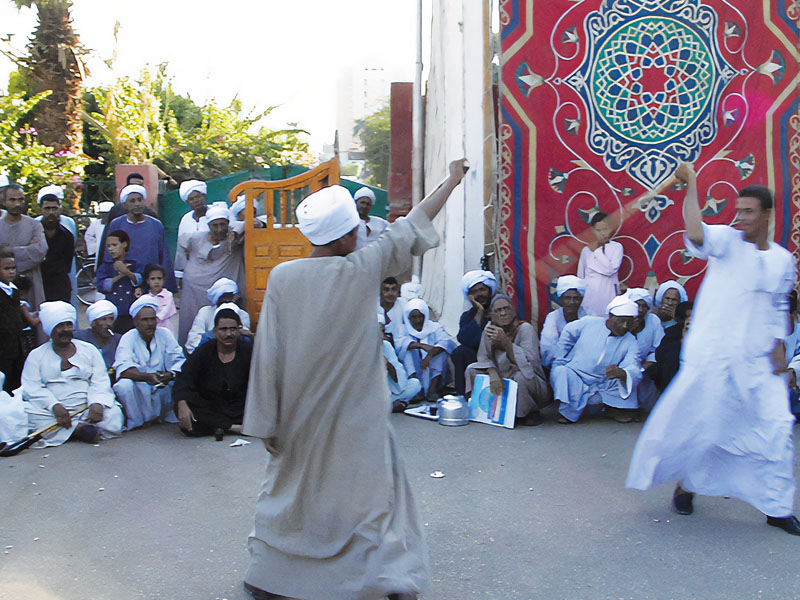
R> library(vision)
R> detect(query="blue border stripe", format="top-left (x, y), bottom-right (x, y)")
top-left (777, 2), bottom-right (800, 39)
top-left (501, 0), bottom-right (521, 42)
top-left (501, 105), bottom-right (528, 313)
top-left (779, 96), bottom-right (799, 248)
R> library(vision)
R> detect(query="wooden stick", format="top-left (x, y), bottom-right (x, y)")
top-left (0, 404), bottom-right (89, 457)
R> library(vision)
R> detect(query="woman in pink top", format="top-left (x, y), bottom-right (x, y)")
top-left (577, 211), bottom-right (624, 316)
top-left (143, 263), bottom-right (178, 336)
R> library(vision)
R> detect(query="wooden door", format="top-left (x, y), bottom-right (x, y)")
top-left (230, 159), bottom-right (340, 328)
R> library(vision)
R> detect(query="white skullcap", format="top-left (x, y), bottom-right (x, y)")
top-left (179, 180), bottom-right (207, 202)
top-left (0, 174), bottom-right (9, 187)
top-left (129, 295), bottom-right (158, 318)
top-left (86, 299), bottom-right (118, 323)
top-left (556, 275), bottom-right (586, 297)
top-left (37, 184), bottom-right (64, 203)
top-left (400, 280), bottom-right (424, 301)
top-left (205, 203), bottom-right (230, 223)
top-left (97, 201), bottom-right (114, 213)
top-left (230, 197), bottom-right (246, 218)
top-left (626, 287), bottom-right (653, 307)
top-left (120, 184), bottom-right (147, 204)
top-left (296, 185), bottom-right (360, 245)
top-left (39, 301), bottom-right (77, 337)
top-left (655, 281), bottom-right (688, 305)
top-left (207, 277), bottom-right (238, 304)
top-left (606, 295), bottom-right (638, 317)
top-left (213, 302), bottom-right (242, 322)
top-left (461, 270), bottom-right (498, 298)
top-left (354, 187), bottom-right (376, 203)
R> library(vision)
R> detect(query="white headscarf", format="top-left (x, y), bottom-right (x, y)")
top-left (354, 187), bottom-right (376, 204)
top-left (556, 275), bottom-right (587, 297)
top-left (461, 270), bottom-right (498, 298)
top-left (655, 281), bottom-right (688, 305)
top-left (606, 295), bottom-right (638, 317)
top-left (97, 201), bottom-right (115, 213)
top-left (37, 184), bottom-right (64, 203)
top-left (119, 184), bottom-right (147, 204)
top-left (296, 185), bottom-right (360, 245)
top-left (40, 301), bottom-right (77, 337)
top-left (207, 277), bottom-right (238, 304)
top-left (205, 203), bottom-right (230, 223)
top-left (213, 302), bottom-right (243, 323)
top-left (403, 298), bottom-right (439, 339)
top-left (179, 180), bottom-right (207, 203)
top-left (626, 287), bottom-right (653, 307)
top-left (230, 197), bottom-right (246, 218)
top-left (129, 295), bottom-right (158, 318)
top-left (86, 299), bottom-right (118, 323)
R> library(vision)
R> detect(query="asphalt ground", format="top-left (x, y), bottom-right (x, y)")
top-left (1, 409), bottom-right (799, 600)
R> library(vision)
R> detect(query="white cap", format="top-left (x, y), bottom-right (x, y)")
top-left (296, 185), bottom-right (360, 245)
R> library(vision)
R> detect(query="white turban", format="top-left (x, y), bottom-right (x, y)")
top-left (213, 302), bottom-right (243, 323)
top-left (556, 275), bottom-right (586, 298)
top-left (179, 180), bottom-right (207, 202)
top-left (40, 301), bottom-right (77, 337)
top-left (230, 197), bottom-right (246, 218)
top-left (86, 299), bottom-right (118, 324)
top-left (400, 280), bottom-right (424, 301)
top-left (626, 287), bottom-right (653, 307)
top-left (606, 295), bottom-right (638, 317)
top-left (461, 270), bottom-right (498, 298)
top-left (205, 203), bottom-right (231, 223)
top-left (296, 185), bottom-right (360, 245)
top-left (207, 277), bottom-right (238, 304)
top-left (120, 184), bottom-right (147, 204)
top-left (97, 201), bottom-right (115, 213)
top-left (37, 184), bottom-right (64, 203)
top-left (354, 187), bottom-right (376, 204)
top-left (655, 281), bottom-right (688, 305)
top-left (0, 174), bottom-right (9, 187)
top-left (129, 295), bottom-right (158, 318)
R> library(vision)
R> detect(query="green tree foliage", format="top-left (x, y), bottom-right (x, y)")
top-left (0, 90), bottom-right (89, 207)
top-left (354, 104), bottom-right (390, 188)
top-left (82, 64), bottom-right (313, 182)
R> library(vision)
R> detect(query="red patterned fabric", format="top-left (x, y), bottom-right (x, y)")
top-left (499, 0), bottom-right (800, 322)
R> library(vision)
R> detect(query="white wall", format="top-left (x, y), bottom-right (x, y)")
top-left (420, 0), bottom-right (491, 334)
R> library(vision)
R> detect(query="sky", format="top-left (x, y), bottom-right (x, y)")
top-left (0, 0), bottom-right (419, 155)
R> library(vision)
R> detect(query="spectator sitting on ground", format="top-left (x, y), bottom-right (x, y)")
top-left (22, 301), bottom-right (123, 446)
top-left (625, 287), bottom-right (664, 412)
top-left (451, 269), bottom-right (497, 395)
top-left (185, 277), bottom-right (251, 354)
top-left (74, 299), bottom-right (121, 371)
top-left (540, 275), bottom-right (587, 368)
top-left (379, 276), bottom-right (405, 346)
top-left (396, 297), bottom-right (456, 401)
top-left (0, 370), bottom-right (27, 444)
top-left (38, 192), bottom-right (74, 302)
top-left (0, 246), bottom-right (24, 392)
top-left (112, 296), bottom-right (185, 430)
top-left (143, 263), bottom-right (177, 337)
top-left (653, 281), bottom-right (688, 329)
top-left (466, 293), bottom-right (550, 426)
top-left (652, 301), bottom-right (693, 393)
top-left (379, 313), bottom-right (422, 413)
top-left (95, 229), bottom-right (143, 334)
top-left (551, 295), bottom-right (641, 424)
top-left (173, 305), bottom-right (253, 439)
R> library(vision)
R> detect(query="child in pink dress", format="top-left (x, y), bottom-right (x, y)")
top-left (143, 264), bottom-right (178, 337)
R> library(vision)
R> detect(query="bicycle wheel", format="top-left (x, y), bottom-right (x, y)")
top-left (76, 263), bottom-right (104, 306)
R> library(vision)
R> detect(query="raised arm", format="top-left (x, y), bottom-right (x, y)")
top-left (675, 162), bottom-right (703, 247)
top-left (417, 159), bottom-right (468, 221)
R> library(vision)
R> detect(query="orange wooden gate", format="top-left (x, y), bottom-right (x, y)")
top-left (230, 159), bottom-right (340, 328)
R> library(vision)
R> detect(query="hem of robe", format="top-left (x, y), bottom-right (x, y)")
top-left (627, 363), bottom-right (797, 517)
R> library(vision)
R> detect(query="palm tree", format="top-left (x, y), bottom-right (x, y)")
top-left (13, 0), bottom-right (86, 153)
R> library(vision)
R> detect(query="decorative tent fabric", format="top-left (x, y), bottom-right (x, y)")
top-left (499, 0), bottom-right (800, 322)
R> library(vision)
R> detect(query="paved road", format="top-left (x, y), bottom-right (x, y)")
top-left (1, 410), bottom-right (798, 600)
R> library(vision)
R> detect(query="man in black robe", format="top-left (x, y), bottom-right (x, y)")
top-left (39, 194), bottom-right (74, 302)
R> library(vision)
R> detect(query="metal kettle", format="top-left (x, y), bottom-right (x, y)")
top-left (437, 395), bottom-right (469, 427)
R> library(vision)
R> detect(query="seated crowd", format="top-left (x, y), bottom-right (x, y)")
top-left (2, 175), bottom-right (799, 450)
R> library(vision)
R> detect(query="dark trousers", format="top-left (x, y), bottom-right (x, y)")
top-left (178, 400), bottom-right (244, 437)
top-left (451, 345), bottom-right (478, 395)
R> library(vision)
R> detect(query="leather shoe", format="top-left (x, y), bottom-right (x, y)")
top-left (672, 488), bottom-right (694, 515)
top-left (518, 411), bottom-right (544, 426)
top-left (766, 515), bottom-right (800, 536)
top-left (243, 581), bottom-right (280, 599)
